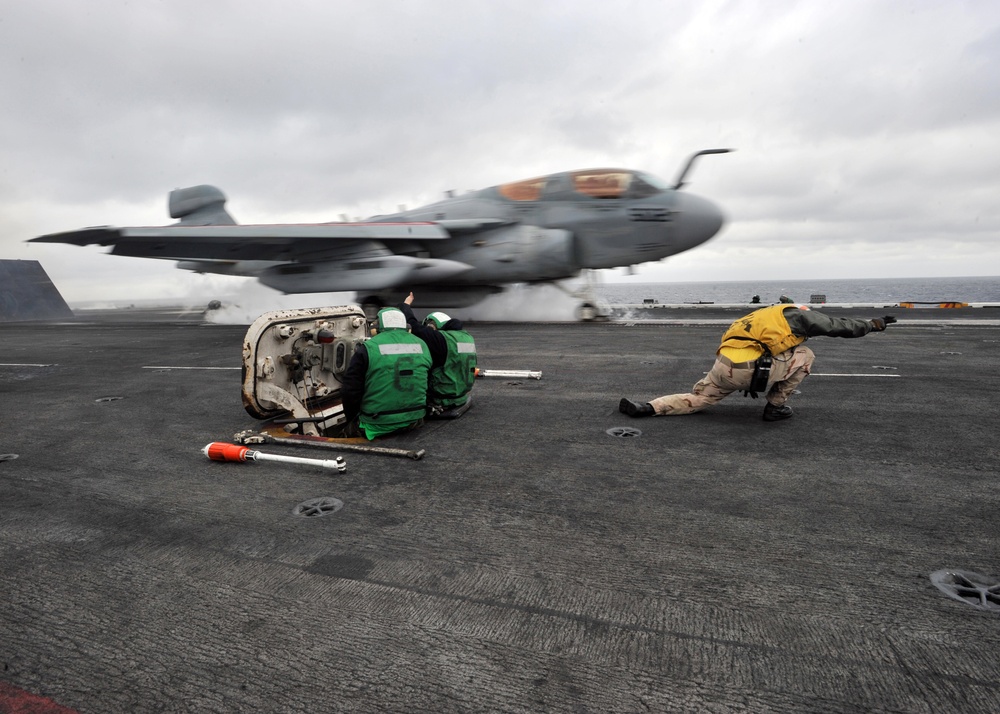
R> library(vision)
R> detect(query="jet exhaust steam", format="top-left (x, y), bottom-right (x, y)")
top-left (203, 282), bottom-right (356, 325)
top-left (462, 284), bottom-right (578, 322)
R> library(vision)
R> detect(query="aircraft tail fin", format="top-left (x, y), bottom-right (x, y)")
top-left (169, 185), bottom-right (236, 226)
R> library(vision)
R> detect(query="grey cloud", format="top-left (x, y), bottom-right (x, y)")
top-left (3, 0), bottom-right (999, 303)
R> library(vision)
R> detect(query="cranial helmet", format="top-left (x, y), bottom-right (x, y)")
top-left (423, 311), bottom-right (451, 329)
top-left (376, 307), bottom-right (407, 332)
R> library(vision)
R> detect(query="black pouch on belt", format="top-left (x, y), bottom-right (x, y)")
top-left (745, 352), bottom-right (772, 398)
top-left (732, 336), bottom-right (773, 398)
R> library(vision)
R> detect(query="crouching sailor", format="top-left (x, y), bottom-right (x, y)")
top-left (337, 307), bottom-right (432, 439)
top-left (400, 292), bottom-right (477, 417)
top-left (619, 302), bottom-right (895, 422)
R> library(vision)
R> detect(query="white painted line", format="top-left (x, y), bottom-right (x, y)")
top-left (704, 372), bottom-right (900, 378)
top-left (0, 363), bottom-right (57, 367)
top-left (615, 318), bottom-right (1000, 326)
top-left (143, 366), bottom-right (241, 370)
top-left (810, 373), bottom-right (901, 377)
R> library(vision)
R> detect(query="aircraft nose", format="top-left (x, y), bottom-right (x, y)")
top-left (673, 192), bottom-right (726, 250)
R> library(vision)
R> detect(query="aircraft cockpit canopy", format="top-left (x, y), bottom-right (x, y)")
top-left (497, 176), bottom-right (548, 201)
top-left (497, 169), bottom-right (669, 201)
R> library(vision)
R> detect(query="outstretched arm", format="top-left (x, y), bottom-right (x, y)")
top-left (398, 299), bottom-right (430, 335)
top-left (785, 308), bottom-right (878, 338)
top-left (397, 299), bottom-right (448, 367)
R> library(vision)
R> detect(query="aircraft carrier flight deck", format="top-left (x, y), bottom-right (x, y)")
top-left (2, 304), bottom-right (999, 713)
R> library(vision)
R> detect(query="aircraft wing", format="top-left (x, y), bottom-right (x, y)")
top-left (430, 218), bottom-right (510, 233)
top-left (31, 223), bottom-right (452, 262)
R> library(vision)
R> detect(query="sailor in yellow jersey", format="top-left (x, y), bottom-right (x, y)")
top-left (620, 303), bottom-right (896, 422)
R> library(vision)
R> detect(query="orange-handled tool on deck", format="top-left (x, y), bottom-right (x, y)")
top-left (203, 442), bottom-right (346, 471)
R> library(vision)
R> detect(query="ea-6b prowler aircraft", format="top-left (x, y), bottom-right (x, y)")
top-left (32, 149), bottom-right (731, 319)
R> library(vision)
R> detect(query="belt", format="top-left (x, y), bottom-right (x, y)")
top-left (718, 355), bottom-right (757, 369)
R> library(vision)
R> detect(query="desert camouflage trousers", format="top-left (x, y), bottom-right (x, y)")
top-left (649, 346), bottom-right (815, 416)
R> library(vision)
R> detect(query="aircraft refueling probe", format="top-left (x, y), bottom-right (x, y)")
top-left (671, 148), bottom-right (734, 190)
top-left (203, 442), bottom-right (346, 472)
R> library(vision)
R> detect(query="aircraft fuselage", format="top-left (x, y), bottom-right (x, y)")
top-left (371, 167), bottom-right (725, 286)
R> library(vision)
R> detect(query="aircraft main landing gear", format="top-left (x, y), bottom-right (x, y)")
top-left (359, 296), bottom-right (384, 321)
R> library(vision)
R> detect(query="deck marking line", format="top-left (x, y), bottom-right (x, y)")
top-left (142, 366), bottom-right (240, 370)
top-left (810, 373), bottom-right (901, 377)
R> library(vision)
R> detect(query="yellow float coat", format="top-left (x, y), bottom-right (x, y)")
top-left (717, 305), bottom-right (808, 362)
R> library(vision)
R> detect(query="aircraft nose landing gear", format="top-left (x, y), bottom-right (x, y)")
top-left (575, 302), bottom-right (609, 322)
top-left (560, 270), bottom-right (610, 322)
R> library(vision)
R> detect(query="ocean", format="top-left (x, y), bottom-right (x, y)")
top-left (596, 275), bottom-right (1000, 305)
top-left (145, 274), bottom-right (999, 324)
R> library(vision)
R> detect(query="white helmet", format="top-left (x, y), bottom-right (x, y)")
top-left (423, 311), bottom-right (451, 329)
top-left (375, 307), bottom-right (407, 332)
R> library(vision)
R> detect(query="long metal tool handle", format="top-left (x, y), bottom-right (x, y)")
top-left (272, 435), bottom-right (425, 460)
top-left (235, 431), bottom-right (425, 460)
top-left (249, 451), bottom-right (346, 471)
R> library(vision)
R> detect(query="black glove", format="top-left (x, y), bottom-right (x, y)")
top-left (883, 315), bottom-right (897, 325)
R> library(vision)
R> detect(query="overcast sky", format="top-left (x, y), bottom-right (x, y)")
top-left (3, 0), bottom-right (998, 306)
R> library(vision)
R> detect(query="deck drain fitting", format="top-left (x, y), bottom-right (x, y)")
top-left (607, 426), bottom-right (642, 438)
top-left (930, 570), bottom-right (1000, 612)
top-left (0, 454), bottom-right (18, 462)
top-left (293, 497), bottom-right (344, 518)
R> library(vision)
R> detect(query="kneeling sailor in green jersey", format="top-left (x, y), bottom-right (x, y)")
top-left (399, 292), bottom-right (477, 412)
top-left (339, 307), bottom-right (432, 440)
